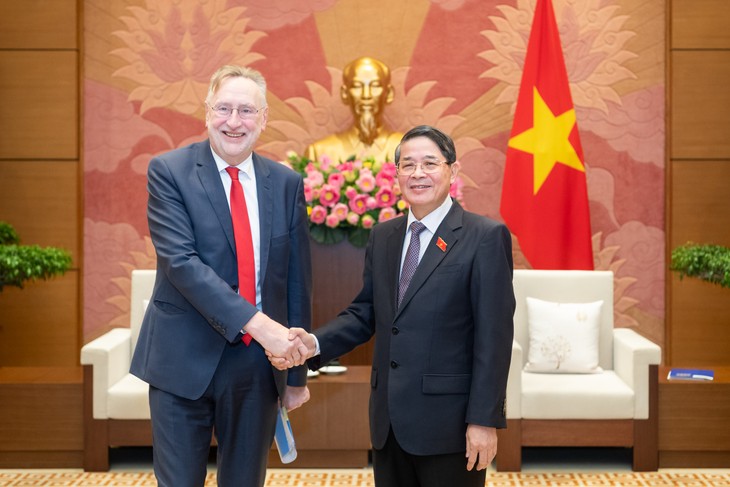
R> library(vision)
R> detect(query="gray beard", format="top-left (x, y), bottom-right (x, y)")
top-left (356, 110), bottom-right (378, 146)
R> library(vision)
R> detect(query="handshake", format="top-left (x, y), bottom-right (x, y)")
top-left (267, 327), bottom-right (315, 370)
top-left (244, 312), bottom-right (315, 370)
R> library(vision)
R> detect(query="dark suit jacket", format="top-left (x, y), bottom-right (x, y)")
top-left (311, 201), bottom-right (514, 456)
top-left (131, 140), bottom-right (312, 400)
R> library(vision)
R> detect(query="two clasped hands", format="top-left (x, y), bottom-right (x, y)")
top-left (245, 313), bottom-right (313, 371)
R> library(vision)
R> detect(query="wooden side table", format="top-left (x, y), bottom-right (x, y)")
top-left (0, 366), bottom-right (84, 468)
top-left (268, 365), bottom-right (371, 467)
top-left (658, 365), bottom-right (730, 467)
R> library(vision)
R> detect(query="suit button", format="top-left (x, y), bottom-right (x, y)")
top-left (390, 361), bottom-right (398, 369)
top-left (392, 327), bottom-right (399, 335)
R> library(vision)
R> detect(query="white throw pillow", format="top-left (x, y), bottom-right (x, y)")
top-left (524, 297), bottom-right (603, 373)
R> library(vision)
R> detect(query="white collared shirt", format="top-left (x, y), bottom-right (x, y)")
top-left (399, 196), bottom-right (453, 277)
top-left (212, 149), bottom-right (262, 310)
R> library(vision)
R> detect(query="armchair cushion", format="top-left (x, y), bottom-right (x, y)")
top-left (524, 297), bottom-right (603, 373)
top-left (521, 370), bottom-right (634, 419)
top-left (107, 374), bottom-right (151, 419)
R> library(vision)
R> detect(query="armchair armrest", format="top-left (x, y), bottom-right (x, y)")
top-left (80, 328), bottom-right (132, 419)
top-left (505, 340), bottom-right (523, 419)
top-left (613, 328), bottom-right (661, 419)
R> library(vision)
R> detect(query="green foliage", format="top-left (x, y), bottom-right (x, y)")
top-left (0, 222), bottom-right (72, 291)
top-left (0, 221), bottom-right (20, 245)
top-left (670, 243), bottom-right (730, 289)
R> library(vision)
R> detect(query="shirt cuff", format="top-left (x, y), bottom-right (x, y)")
top-left (311, 333), bottom-right (321, 356)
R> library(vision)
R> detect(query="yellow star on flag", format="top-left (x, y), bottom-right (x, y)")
top-left (508, 87), bottom-right (584, 194)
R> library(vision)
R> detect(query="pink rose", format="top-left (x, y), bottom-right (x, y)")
top-left (375, 187), bottom-right (396, 208)
top-left (337, 162), bottom-right (354, 172)
top-left (345, 186), bottom-right (358, 199)
top-left (319, 184), bottom-right (340, 207)
top-left (325, 213), bottom-right (340, 228)
top-left (332, 203), bottom-right (349, 221)
top-left (304, 171), bottom-right (324, 188)
top-left (346, 212), bottom-right (360, 226)
top-left (310, 205), bottom-right (327, 224)
top-left (450, 177), bottom-right (464, 201)
top-left (361, 214), bottom-right (375, 229)
top-left (366, 197), bottom-right (378, 210)
top-left (328, 172), bottom-right (345, 189)
top-left (356, 169), bottom-right (376, 193)
top-left (380, 162), bottom-right (397, 178)
top-left (378, 207), bottom-right (397, 222)
top-left (319, 155), bottom-right (332, 171)
top-left (348, 194), bottom-right (370, 215)
top-left (303, 185), bottom-right (314, 202)
top-left (375, 171), bottom-right (395, 188)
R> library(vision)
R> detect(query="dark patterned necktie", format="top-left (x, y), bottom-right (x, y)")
top-left (398, 221), bottom-right (426, 307)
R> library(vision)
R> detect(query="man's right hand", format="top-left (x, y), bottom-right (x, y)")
top-left (243, 312), bottom-right (308, 366)
top-left (267, 327), bottom-right (316, 370)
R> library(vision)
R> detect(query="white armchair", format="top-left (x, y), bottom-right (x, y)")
top-left (80, 269), bottom-right (155, 471)
top-left (496, 269), bottom-right (661, 471)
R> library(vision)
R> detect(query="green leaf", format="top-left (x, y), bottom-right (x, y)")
top-left (347, 227), bottom-right (371, 248)
top-left (309, 225), bottom-right (346, 245)
top-left (670, 243), bottom-right (730, 289)
top-left (0, 221), bottom-right (20, 245)
top-left (0, 244), bottom-right (72, 290)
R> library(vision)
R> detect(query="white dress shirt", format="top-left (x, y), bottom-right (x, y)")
top-left (212, 149), bottom-right (262, 311)
top-left (399, 196), bottom-right (453, 277)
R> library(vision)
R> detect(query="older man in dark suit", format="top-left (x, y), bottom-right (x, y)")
top-left (131, 65), bottom-right (311, 487)
top-left (273, 125), bottom-right (515, 487)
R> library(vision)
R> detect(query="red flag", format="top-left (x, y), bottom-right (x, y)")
top-left (500, 0), bottom-right (593, 270)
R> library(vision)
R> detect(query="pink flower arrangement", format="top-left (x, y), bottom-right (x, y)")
top-left (283, 152), bottom-right (464, 247)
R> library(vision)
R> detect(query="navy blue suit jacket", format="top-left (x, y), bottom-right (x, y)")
top-left (311, 202), bottom-right (514, 455)
top-left (131, 140), bottom-right (312, 400)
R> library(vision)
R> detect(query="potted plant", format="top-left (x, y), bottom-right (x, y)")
top-left (670, 242), bottom-right (730, 289)
top-left (0, 221), bottom-right (72, 291)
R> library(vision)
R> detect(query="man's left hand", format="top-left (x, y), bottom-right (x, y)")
top-left (465, 424), bottom-right (497, 471)
top-left (282, 385), bottom-right (310, 411)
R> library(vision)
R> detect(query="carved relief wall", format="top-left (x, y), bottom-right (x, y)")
top-left (83, 0), bottom-right (665, 345)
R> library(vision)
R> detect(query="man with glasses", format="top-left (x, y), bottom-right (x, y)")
top-left (273, 125), bottom-right (515, 487)
top-left (131, 64), bottom-right (312, 487)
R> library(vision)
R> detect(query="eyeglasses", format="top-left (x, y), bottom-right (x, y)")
top-left (208, 104), bottom-right (262, 120)
top-left (396, 160), bottom-right (448, 176)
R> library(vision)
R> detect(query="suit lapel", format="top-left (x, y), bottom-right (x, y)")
top-left (385, 217), bottom-right (408, 314)
top-left (395, 202), bottom-right (464, 318)
top-left (253, 153), bottom-right (273, 283)
top-left (196, 141), bottom-right (236, 254)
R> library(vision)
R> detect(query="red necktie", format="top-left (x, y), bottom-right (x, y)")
top-left (226, 166), bottom-right (255, 346)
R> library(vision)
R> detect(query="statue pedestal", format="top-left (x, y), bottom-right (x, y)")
top-left (310, 239), bottom-right (373, 365)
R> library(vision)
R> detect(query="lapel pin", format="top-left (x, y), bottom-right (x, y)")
top-left (436, 237), bottom-right (447, 253)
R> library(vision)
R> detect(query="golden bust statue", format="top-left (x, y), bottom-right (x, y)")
top-left (305, 57), bottom-right (403, 163)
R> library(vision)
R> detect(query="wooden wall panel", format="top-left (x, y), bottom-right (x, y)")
top-left (669, 275), bottom-right (730, 366)
top-left (0, 273), bottom-right (80, 366)
top-left (671, 0), bottom-right (730, 49)
top-left (0, 51), bottom-right (78, 160)
top-left (670, 161), bottom-right (730, 248)
top-left (670, 51), bottom-right (730, 160)
top-left (0, 0), bottom-right (78, 50)
top-left (0, 161), bottom-right (79, 261)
